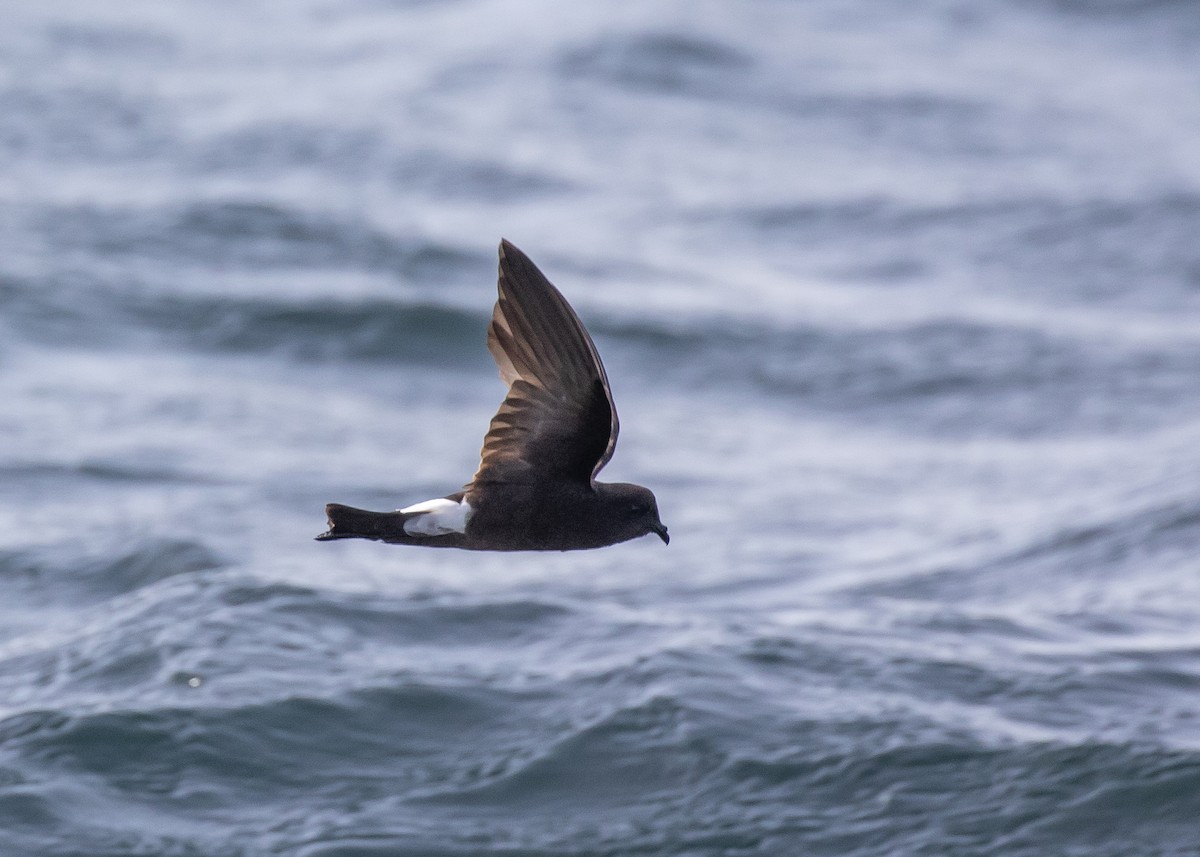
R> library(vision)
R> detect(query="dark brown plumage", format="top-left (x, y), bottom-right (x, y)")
top-left (317, 239), bottom-right (668, 551)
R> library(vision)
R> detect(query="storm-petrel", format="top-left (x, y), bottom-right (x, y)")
top-left (317, 239), bottom-right (668, 551)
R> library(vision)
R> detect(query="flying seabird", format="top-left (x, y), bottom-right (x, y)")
top-left (317, 239), bottom-right (668, 551)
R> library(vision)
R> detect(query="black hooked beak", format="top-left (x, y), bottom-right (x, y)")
top-left (652, 522), bottom-right (670, 545)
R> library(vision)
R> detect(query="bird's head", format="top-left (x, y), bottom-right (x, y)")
top-left (599, 482), bottom-right (669, 545)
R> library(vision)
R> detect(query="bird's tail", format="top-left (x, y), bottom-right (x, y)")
top-left (316, 503), bottom-right (408, 542)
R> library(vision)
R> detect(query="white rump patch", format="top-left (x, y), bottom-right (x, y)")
top-left (399, 497), bottom-right (473, 537)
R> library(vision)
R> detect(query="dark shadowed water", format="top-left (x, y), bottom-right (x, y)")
top-left (3, 1), bottom-right (1200, 854)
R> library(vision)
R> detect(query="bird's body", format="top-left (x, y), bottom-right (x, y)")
top-left (318, 240), bottom-right (668, 552)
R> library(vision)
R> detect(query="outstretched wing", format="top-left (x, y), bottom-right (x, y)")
top-left (470, 239), bottom-right (618, 487)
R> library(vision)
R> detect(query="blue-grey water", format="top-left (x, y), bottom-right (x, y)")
top-left (3, 1), bottom-right (1200, 854)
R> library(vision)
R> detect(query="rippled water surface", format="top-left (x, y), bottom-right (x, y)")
top-left (4, 1), bottom-right (1200, 854)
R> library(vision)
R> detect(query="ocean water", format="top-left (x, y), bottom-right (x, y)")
top-left (3, 0), bottom-right (1200, 854)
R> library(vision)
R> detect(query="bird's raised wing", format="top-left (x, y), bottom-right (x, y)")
top-left (470, 239), bottom-right (618, 487)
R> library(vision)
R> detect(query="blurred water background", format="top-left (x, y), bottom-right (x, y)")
top-left (3, 1), bottom-right (1200, 854)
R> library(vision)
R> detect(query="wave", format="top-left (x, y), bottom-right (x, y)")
top-left (1, 538), bottom-right (227, 605)
top-left (719, 738), bottom-right (1200, 854)
top-left (388, 149), bottom-right (577, 202)
top-left (558, 31), bottom-right (753, 98)
top-left (0, 82), bottom-right (168, 164)
top-left (1022, 0), bottom-right (1200, 25)
top-left (2, 622), bottom-right (1198, 854)
top-left (36, 200), bottom-right (479, 281)
top-left (6, 278), bottom-right (487, 364)
top-left (218, 581), bottom-right (576, 647)
top-left (415, 693), bottom-right (697, 808)
top-left (9, 257), bottom-right (1197, 436)
top-left (0, 684), bottom-right (514, 795)
top-left (734, 189), bottom-right (1200, 243)
top-left (866, 488), bottom-right (1200, 602)
top-left (598, 312), bottom-right (1200, 435)
top-left (726, 191), bottom-right (1200, 307)
top-left (0, 460), bottom-right (219, 486)
top-left (121, 293), bottom-right (486, 364)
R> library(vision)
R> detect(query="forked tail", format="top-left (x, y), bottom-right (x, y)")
top-left (316, 503), bottom-right (407, 542)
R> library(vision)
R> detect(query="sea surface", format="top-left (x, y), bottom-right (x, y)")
top-left (3, 1), bottom-right (1200, 854)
